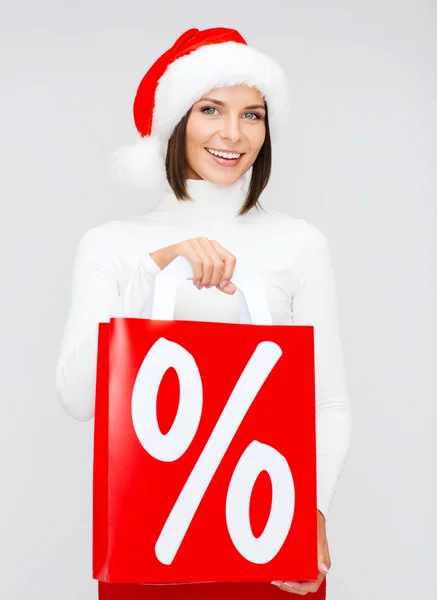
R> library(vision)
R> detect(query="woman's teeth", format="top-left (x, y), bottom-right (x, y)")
top-left (206, 148), bottom-right (241, 159)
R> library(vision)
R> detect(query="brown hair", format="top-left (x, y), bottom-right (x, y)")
top-left (165, 103), bottom-right (272, 216)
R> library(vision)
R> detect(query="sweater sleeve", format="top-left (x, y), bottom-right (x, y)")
top-left (292, 227), bottom-right (352, 521)
top-left (56, 227), bottom-right (161, 422)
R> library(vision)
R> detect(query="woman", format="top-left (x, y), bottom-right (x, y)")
top-left (56, 27), bottom-right (352, 599)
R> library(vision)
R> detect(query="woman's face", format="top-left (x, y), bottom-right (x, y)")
top-left (185, 85), bottom-right (266, 185)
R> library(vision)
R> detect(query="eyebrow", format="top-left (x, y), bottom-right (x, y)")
top-left (198, 97), bottom-right (266, 111)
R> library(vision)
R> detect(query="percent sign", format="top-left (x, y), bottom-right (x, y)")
top-left (131, 338), bottom-right (295, 566)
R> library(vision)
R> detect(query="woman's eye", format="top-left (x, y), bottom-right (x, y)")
top-left (201, 107), bottom-right (219, 115)
top-left (200, 107), bottom-right (262, 120)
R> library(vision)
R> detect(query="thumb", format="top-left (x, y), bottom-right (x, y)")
top-left (217, 280), bottom-right (237, 295)
top-left (318, 561), bottom-right (330, 576)
top-left (318, 543), bottom-right (330, 575)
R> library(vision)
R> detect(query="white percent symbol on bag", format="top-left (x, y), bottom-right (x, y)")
top-left (131, 337), bottom-right (295, 566)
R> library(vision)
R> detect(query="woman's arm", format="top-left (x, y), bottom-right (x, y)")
top-left (292, 226), bottom-right (353, 521)
top-left (56, 226), bottom-right (161, 422)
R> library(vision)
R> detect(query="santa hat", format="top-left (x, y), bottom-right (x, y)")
top-left (111, 27), bottom-right (290, 190)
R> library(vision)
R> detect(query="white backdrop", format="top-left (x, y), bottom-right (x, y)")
top-left (1, 1), bottom-right (436, 598)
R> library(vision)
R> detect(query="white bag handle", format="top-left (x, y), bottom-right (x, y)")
top-left (144, 256), bottom-right (272, 325)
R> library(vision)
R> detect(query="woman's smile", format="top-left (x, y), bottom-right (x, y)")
top-left (204, 147), bottom-right (245, 168)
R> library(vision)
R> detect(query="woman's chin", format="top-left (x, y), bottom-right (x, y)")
top-left (196, 166), bottom-right (245, 187)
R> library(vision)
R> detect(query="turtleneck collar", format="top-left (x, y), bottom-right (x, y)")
top-left (152, 176), bottom-right (249, 222)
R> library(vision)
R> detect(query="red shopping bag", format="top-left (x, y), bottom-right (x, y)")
top-left (93, 259), bottom-right (318, 585)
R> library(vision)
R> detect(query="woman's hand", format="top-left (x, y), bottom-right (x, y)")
top-left (271, 510), bottom-right (331, 595)
top-left (149, 237), bottom-right (237, 294)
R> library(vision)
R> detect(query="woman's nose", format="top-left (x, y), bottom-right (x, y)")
top-left (219, 116), bottom-right (242, 143)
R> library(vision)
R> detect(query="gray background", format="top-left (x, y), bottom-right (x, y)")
top-left (1, 1), bottom-right (436, 598)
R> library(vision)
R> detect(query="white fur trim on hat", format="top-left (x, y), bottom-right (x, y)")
top-left (153, 41), bottom-right (290, 139)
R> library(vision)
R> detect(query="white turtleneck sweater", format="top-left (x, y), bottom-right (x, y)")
top-left (56, 177), bottom-right (352, 521)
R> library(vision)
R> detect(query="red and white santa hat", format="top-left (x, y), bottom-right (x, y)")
top-left (111, 27), bottom-right (290, 190)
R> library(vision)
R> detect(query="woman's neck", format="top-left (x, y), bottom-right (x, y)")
top-left (153, 176), bottom-right (249, 221)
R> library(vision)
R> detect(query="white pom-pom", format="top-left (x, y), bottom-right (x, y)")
top-left (110, 135), bottom-right (168, 190)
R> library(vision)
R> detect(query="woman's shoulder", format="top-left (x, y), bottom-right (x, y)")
top-left (256, 207), bottom-right (329, 249)
top-left (73, 217), bottom-right (156, 260)
top-left (74, 219), bottom-right (132, 247)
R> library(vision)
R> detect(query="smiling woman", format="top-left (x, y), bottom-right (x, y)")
top-left (186, 88), bottom-right (266, 178)
top-left (165, 85), bottom-right (272, 215)
top-left (57, 25), bottom-right (352, 600)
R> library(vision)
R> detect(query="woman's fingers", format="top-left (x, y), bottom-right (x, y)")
top-left (271, 581), bottom-right (308, 596)
top-left (192, 238), bottom-right (237, 295)
top-left (174, 240), bottom-right (204, 283)
top-left (210, 240), bottom-right (237, 294)
top-left (175, 237), bottom-right (237, 294)
top-left (210, 239), bottom-right (236, 280)
top-left (189, 238), bottom-right (214, 287)
top-left (271, 581), bottom-right (308, 595)
top-left (195, 237), bottom-right (225, 287)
